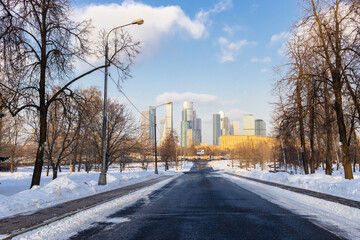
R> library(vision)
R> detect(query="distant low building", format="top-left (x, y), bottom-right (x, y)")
top-left (220, 135), bottom-right (275, 150)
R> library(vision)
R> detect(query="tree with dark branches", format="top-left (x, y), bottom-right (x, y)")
top-left (0, 0), bottom-right (140, 188)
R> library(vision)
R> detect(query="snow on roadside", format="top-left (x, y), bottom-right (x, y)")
top-left (221, 173), bottom-right (360, 239)
top-left (0, 162), bottom-right (193, 220)
top-left (4, 176), bottom-right (178, 240)
top-left (210, 160), bottom-right (360, 201)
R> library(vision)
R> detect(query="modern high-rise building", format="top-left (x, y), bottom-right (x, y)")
top-left (159, 119), bottom-right (165, 142)
top-left (221, 116), bottom-right (230, 136)
top-left (181, 102), bottom-right (202, 147)
top-left (243, 114), bottom-right (255, 136)
top-left (195, 118), bottom-right (202, 143)
top-left (213, 114), bottom-right (221, 146)
top-left (140, 110), bottom-right (150, 143)
top-left (181, 121), bottom-right (189, 147)
top-left (140, 107), bottom-right (156, 145)
top-left (232, 121), bottom-right (240, 135)
top-left (161, 102), bottom-right (173, 143)
top-left (255, 119), bottom-right (266, 136)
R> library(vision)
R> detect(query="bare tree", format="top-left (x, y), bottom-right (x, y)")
top-left (0, 0), bottom-right (140, 187)
top-left (159, 131), bottom-right (178, 171)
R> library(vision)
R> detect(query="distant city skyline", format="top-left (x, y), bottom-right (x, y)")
top-left (71, 0), bottom-right (298, 145)
top-left (143, 103), bottom-right (267, 146)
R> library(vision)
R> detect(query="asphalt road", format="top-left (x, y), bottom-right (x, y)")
top-left (70, 162), bottom-right (342, 240)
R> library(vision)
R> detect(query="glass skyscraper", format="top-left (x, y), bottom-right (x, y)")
top-left (181, 102), bottom-right (201, 147)
top-left (255, 119), bottom-right (266, 136)
top-left (213, 114), bottom-right (221, 146)
top-left (243, 114), bottom-right (255, 136)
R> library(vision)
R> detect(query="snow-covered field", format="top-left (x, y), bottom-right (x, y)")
top-left (0, 162), bottom-right (193, 220)
top-left (210, 160), bottom-right (360, 201)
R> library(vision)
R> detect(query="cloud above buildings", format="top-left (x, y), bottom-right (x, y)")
top-left (72, 0), bottom-right (207, 67)
top-left (196, 0), bottom-right (233, 24)
top-left (269, 31), bottom-right (290, 45)
top-left (222, 24), bottom-right (246, 35)
top-left (251, 57), bottom-right (272, 63)
top-left (218, 37), bottom-right (257, 63)
top-left (156, 92), bottom-right (218, 104)
top-left (72, 0), bottom-right (234, 67)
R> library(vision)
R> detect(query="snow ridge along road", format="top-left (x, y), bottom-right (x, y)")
top-left (0, 175), bottom-right (173, 239)
top-left (223, 172), bottom-right (360, 209)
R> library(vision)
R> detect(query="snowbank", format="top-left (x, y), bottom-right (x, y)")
top-left (210, 160), bottom-right (360, 201)
top-left (0, 162), bottom-right (193, 219)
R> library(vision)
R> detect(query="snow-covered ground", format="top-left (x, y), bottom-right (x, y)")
top-left (4, 175), bottom-right (177, 240)
top-left (210, 160), bottom-right (360, 201)
top-left (0, 162), bottom-right (193, 220)
top-left (221, 173), bottom-right (360, 239)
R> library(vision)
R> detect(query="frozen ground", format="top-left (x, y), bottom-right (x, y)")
top-left (210, 160), bottom-right (360, 201)
top-left (0, 162), bottom-right (193, 220)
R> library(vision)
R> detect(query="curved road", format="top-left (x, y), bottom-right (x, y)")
top-left (71, 161), bottom-right (341, 240)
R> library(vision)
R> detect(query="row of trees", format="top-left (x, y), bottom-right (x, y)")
top-left (1, 86), bottom-right (141, 176)
top-left (0, 0), bottom-right (140, 187)
top-left (273, 0), bottom-right (360, 179)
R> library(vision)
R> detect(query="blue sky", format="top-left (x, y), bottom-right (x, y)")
top-left (72, 0), bottom-right (301, 144)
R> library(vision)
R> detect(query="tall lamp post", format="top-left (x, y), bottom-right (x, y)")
top-left (154, 101), bottom-right (172, 174)
top-left (98, 18), bottom-right (144, 186)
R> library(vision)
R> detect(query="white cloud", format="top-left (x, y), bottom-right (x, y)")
top-left (261, 68), bottom-right (268, 73)
top-left (251, 57), bottom-right (272, 63)
top-left (196, 0), bottom-right (233, 23)
top-left (73, 1), bottom-right (206, 65)
top-left (218, 37), bottom-right (256, 63)
top-left (156, 92), bottom-right (218, 104)
top-left (269, 31), bottom-right (290, 45)
top-left (222, 24), bottom-right (246, 35)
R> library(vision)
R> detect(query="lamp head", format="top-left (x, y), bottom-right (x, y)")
top-left (132, 18), bottom-right (144, 25)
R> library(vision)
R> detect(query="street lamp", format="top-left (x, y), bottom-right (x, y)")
top-left (153, 101), bottom-right (172, 174)
top-left (98, 18), bottom-right (144, 186)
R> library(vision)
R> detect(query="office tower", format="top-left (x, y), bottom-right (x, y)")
top-left (140, 107), bottom-right (156, 145)
top-left (181, 102), bottom-right (202, 147)
top-left (243, 114), bottom-right (255, 136)
top-left (255, 119), bottom-right (266, 136)
top-left (221, 116), bottom-right (229, 136)
top-left (232, 121), bottom-right (240, 135)
top-left (181, 102), bottom-right (193, 147)
top-left (159, 119), bottom-right (165, 142)
top-left (196, 118), bottom-right (202, 143)
top-left (161, 102), bottom-right (173, 142)
top-left (213, 114), bottom-right (221, 146)
top-left (181, 121), bottom-right (189, 147)
top-left (140, 110), bottom-right (150, 143)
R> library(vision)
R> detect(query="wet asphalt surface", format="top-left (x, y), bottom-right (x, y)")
top-left (70, 162), bottom-right (341, 240)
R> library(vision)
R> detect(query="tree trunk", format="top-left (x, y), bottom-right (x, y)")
top-left (296, 80), bottom-right (309, 174)
top-left (333, 71), bottom-right (354, 179)
top-left (31, 107), bottom-right (47, 188)
top-left (324, 81), bottom-right (333, 175)
top-left (30, 6), bottom-right (48, 188)
top-left (308, 81), bottom-right (315, 174)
